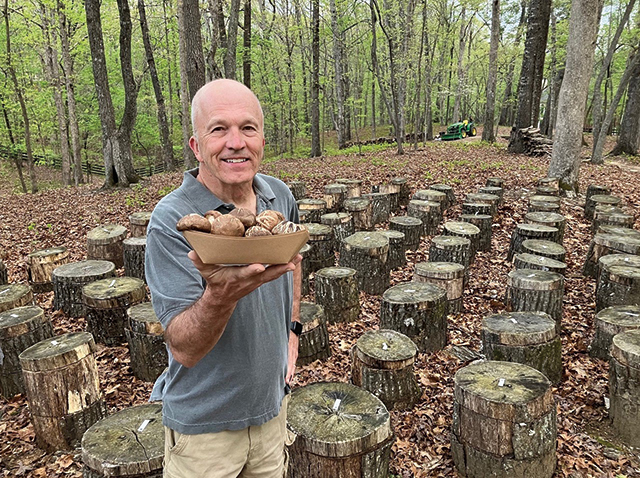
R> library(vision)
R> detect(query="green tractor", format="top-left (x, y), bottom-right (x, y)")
top-left (440, 119), bottom-right (477, 141)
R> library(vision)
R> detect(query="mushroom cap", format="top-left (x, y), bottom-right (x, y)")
top-left (256, 214), bottom-right (280, 231)
top-left (272, 221), bottom-right (305, 235)
top-left (210, 215), bottom-right (245, 236)
top-left (230, 207), bottom-right (257, 228)
top-left (245, 225), bottom-right (273, 237)
top-left (177, 214), bottom-right (211, 232)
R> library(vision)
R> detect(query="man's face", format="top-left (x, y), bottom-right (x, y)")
top-left (190, 84), bottom-right (265, 193)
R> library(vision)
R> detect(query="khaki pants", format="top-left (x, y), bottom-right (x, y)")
top-left (164, 397), bottom-right (289, 478)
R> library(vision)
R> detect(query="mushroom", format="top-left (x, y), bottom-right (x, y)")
top-left (230, 207), bottom-right (257, 228)
top-left (204, 210), bottom-right (222, 227)
top-left (245, 225), bottom-right (273, 237)
top-left (272, 221), bottom-right (306, 235)
top-left (177, 214), bottom-right (211, 233)
top-left (210, 215), bottom-right (245, 236)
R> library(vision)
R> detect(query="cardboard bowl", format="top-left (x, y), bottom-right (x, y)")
top-left (183, 229), bottom-right (309, 265)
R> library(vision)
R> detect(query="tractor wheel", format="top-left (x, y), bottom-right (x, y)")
top-left (470, 127), bottom-right (477, 136)
top-left (461, 130), bottom-right (467, 139)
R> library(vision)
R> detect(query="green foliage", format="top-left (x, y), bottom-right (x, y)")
top-left (158, 184), bottom-right (177, 197)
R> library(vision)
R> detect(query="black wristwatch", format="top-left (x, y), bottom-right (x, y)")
top-left (290, 321), bottom-right (303, 336)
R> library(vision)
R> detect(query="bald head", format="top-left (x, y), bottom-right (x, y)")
top-left (191, 79), bottom-right (264, 139)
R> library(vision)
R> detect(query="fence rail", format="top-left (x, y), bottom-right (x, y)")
top-left (0, 145), bottom-right (166, 178)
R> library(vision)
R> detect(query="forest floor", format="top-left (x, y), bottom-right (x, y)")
top-left (0, 134), bottom-right (639, 477)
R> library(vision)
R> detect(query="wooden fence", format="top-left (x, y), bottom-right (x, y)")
top-left (0, 145), bottom-right (166, 178)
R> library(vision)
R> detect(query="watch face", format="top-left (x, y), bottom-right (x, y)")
top-left (291, 321), bottom-right (303, 336)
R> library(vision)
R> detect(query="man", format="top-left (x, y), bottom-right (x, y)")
top-left (145, 79), bottom-right (302, 477)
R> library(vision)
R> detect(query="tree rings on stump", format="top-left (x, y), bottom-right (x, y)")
top-left (339, 232), bottom-right (389, 295)
top-left (389, 216), bottom-right (422, 251)
top-left (87, 224), bottom-right (128, 269)
top-left (323, 183), bottom-right (347, 213)
top-left (482, 311), bottom-right (562, 384)
top-left (524, 212), bottom-right (566, 243)
top-left (379, 230), bottom-right (406, 270)
top-left (460, 214), bottom-right (493, 252)
top-left (52, 260), bottom-right (116, 318)
top-left (315, 267), bottom-right (359, 324)
top-left (507, 224), bottom-right (560, 261)
top-left (583, 230), bottom-right (640, 277)
top-left (413, 261), bottom-right (465, 313)
top-left (82, 403), bottom-right (163, 478)
top-left (514, 253), bottom-right (567, 276)
top-left (528, 200), bottom-right (561, 214)
top-left (351, 329), bottom-right (421, 410)
top-left (585, 184), bottom-right (611, 203)
top-left (413, 189), bottom-right (447, 212)
top-left (590, 305), bottom-right (640, 360)
top-left (0, 306), bottom-right (53, 398)
top-left (429, 235), bottom-right (471, 271)
top-left (451, 361), bottom-right (556, 478)
top-left (297, 199), bottom-right (327, 224)
top-left (609, 330), bottom-right (640, 448)
top-left (286, 381), bottom-right (393, 478)
top-left (0, 284), bottom-right (33, 314)
top-left (125, 302), bottom-right (167, 382)
top-left (128, 212), bottom-right (152, 238)
top-left (343, 197), bottom-right (373, 231)
top-left (297, 302), bottom-right (331, 365)
top-left (82, 277), bottom-right (147, 346)
top-left (505, 270), bottom-right (564, 333)
top-left (123, 237), bottom-right (147, 283)
top-left (380, 282), bottom-right (448, 352)
top-left (19, 332), bottom-right (107, 451)
top-left (305, 223), bottom-right (335, 273)
top-left (443, 221), bottom-right (481, 262)
top-left (27, 247), bottom-right (69, 293)
top-left (408, 199), bottom-right (441, 236)
top-left (429, 184), bottom-right (455, 209)
top-left (585, 194), bottom-right (622, 220)
top-left (521, 240), bottom-right (566, 263)
top-left (321, 213), bottom-right (354, 246)
top-left (595, 265), bottom-right (640, 312)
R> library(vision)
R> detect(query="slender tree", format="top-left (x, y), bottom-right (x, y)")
top-left (310, 0), bottom-right (321, 157)
top-left (611, 59), bottom-right (640, 156)
top-left (452, 6), bottom-right (467, 124)
top-left (243, 0), bottom-right (252, 88)
top-left (482, 0), bottom-right (500, 143)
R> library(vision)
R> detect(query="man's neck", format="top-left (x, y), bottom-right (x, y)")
top-left (196, 172), bottom-right (258, 213)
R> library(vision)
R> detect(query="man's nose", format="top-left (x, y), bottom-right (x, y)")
top-left (226, 127), bottom-right (245, 150)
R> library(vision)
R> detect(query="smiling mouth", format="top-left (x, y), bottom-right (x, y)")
top-left (222, 159), bottom-right (249, 163)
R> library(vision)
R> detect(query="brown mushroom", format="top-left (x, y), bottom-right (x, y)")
top-left (204, 210), bottom-right (222, 227)
top-left (245, 225), bottom-right (273, 237)
top-left (272, 221), bottom-right (306, 235)
top-left (230, 207), bottom-right (257, 228)
top-left (177, 214), bottom-right (211, 233)
top-left (256, 213), bottom-right (280, 231)
top-left (210, 215), bottom-right (245, 236)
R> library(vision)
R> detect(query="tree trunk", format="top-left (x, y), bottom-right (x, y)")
top-left (548, 0), bottom-right (601, 193)
top-left (183, 0), bottom-right (206, 99)
top-left (482, 0), bottom-right (500, 143)
top-left (139, 0), bottom-right (174, 171)
top-left (592, 49), bottom-right (640, 164)
top-left (330, 0), bottom-right (346, 149)
top-left (452, 7), bottom-right (466, 124)
top-left (5, 0), bottom-right (38, 194)
top-left (611, 60), bottom-right (640, 156)
top-left (224, 0), bottom-right (242, 79)
top-left (310, 0), bottom-right (321, 157)
top-left (57, 0), bottom-right (84, 185)
top-left (499, 0), bottom-right (526, 126)
top-left (243, 0), bottom-right (252, 88)
top-left (178, 0), bottom-right (197, 168)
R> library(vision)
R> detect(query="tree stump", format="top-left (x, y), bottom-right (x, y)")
top-left (287, 180), bottom-right (307, 200)
top-left (464, 193), bottom-right (500, 217)
top-left (128, 212), bottom-right (152, 238)
top-left (486, 177), bottom-right (504, 188)
top-left (478, 186), bottom-right (504, 204)
top-left (299, 210), bottom-right (310, 223)
top-left (535, 186), bottom-right (558, 196)
top-left (336, 178), bottom-right (363, 198)
top-left (321, 213), bottom-right (354, 247)
top-left (123, 236), bottom-right (147, 282)
top-left (351, 329), bottom-right (421, 410)
top-left (590, 305), bottom-right (640, 360)
top-left (514, 253), bottom-right (567, 276)
top-left (595, 265), bottom-right (640, 312)
top-left (462, 202), bottom-right (494, 216)
top-left (52, 260), bottom-right (116, 318)
top-left (380, 282), bottom-right (448, 352)
top-left (537, 177), bottom-right (559, 190)
top-left (297, 302), bottom-right (331, 365)
top-left (596, 254), bottom-right (640, 294)
top-left (125, 302), bottom-right (167, 383)
top-left (19, 332), bottom-right (107, 451)
top-left (82, 277), bottom-right (147, 346)
top-left (507, 224), bottom-right (560, 261)
top-left (343, 197), bottom-right (373, 231)
top-left (0, 284), bottom-right (33, 313)
top-left (305, 223), bottom-right (335, 273)
top-left (429, 235), bottom-right (472, 270)
top-left (528, 200), bottom-right (561, 214)
top-left (391, 177), bottom-right (410, 206)
top-left (529, 195), bottom-right (561, 206)
top-left (451, 361), bottom-right (556, 478)
top-left (482, 311), bottom-right (562, 384)
top-left (0, 306), bottom-right (53, 398)
top-left (314, 267), bottom-right (359, 324)
top-left (299, 244), bottom-right (312, 296)
top-left (87, 224), bottom-right (128, 269)
top-left (413, 189), bottom-right (447, 212)
top-left (27, 247), bottom-right (69, 293)
top-left (592, 206), bottom-right (634, 233)
top-left (297, 199), bottom-right (328, 224)
top-left (363, 192), bottom-right (392, 225)
top-left (82, 403), bottom-right (164, 478)
top-left (521, 240), bottom-right (566, 263)
top-left (505, 270), bottom-right (564, 333)
top-left (389, 216), bottom-right (422, 251)
top-left (583, 230), bottom-right (640, 277)
top-left (339, 232), bottom-right (389, 295)
top-left (585, 194), bottom-right (622, 220)
top-left (460, 214), bottom-right (492, 252)
top-left (428, 184), bottom-right (455, 209)
top-left (407, 199), bottom-right (441, 235)
top-left (323, 183), bottom-right (348, 213)
top-left (585, 184), bottom-right (611, 203)
top-left (380, 230), bottom-right (406, 270)
top-left (0, 260), bottom-right (6, 285)
top-left (609, 329), bottom-right (640, 448)
top-left (524, 212), bottom-right (566, 243)
top-left (413, 262), bottom-right (465, 313)
top-left (443, 221), bottom-right (481, 262)
top-left (378, 184), bottom-right (400, 213)
top-left (286, 382), bottom-right (393, 478)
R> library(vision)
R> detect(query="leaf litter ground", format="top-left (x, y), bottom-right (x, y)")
top-left (0, 138), bottom-right (639, 477)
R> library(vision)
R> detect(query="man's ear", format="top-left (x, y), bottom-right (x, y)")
top-left (189, 136), bottom-right (200, 158)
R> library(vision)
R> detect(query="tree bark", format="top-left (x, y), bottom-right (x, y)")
top-left (611, 59), bottom-right (640, 156)
top-left (499, 0), bottom-right (526, 126)
top-left (482, 0), bottom-right (500, 143)
top-left (183, 0), bottom-right (206, 99)
top-left (224, 0), bottom-right (242, 79)
top-left (452, 6), bottom-right (467, 124)
top-left (548, 0), bottom-right (601, 193)
top-left (243, 0), bottom-right (252, 88)
top-left (138, 0), bottom-right (174, 171)
top-left (330, 0), bottom-right (347, 149)
top-left (310, 0), bottom-right (321, 157)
